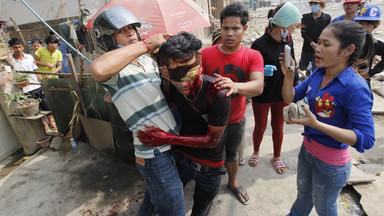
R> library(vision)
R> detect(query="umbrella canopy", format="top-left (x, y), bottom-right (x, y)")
top-left (85, 0), bottom-right (211, 38)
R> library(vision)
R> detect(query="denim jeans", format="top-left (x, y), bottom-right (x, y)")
top-left (288, 144), bottom-right (351, 216)
top-left (136, 150), bottom-right (185, 216)
top-left (176, 152), bottom-right (221, 216)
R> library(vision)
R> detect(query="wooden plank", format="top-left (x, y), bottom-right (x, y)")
top-left (15, 70), bottom-right (72, 76)
top-left (43, 87), bottom-right (103, 92)
top-left (347, 165), bottom-right (376, 185)
top-left (9, 111), bottom-right (51, 120)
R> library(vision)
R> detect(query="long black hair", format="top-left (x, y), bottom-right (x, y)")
top-left (327, 20), bottom-right (374, 67)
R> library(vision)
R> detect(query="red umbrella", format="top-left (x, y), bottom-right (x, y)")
top-left (85, 0), bottom-right (211, 38)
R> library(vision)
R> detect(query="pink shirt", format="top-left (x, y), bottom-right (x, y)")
top-left (304, 136), bottom-right (351, 166)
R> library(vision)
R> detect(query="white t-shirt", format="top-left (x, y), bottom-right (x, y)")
top-left (12, 53), bottom-right (40, 92)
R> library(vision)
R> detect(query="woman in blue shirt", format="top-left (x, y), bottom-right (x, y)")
top-left (281, 20), bottom-right (375, 216)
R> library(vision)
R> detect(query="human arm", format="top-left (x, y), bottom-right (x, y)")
top-left (30, 58), bottom-right (42, 81)
top-left (34, 55), bottom-right (55, 69)
top-left (286, 107), bottom-right (358, 145)
top-left (301, 15), bottom-right (316, 50)
top-left (212, 71), bottom-right (264, 97)
top-left (280, 53), bottom-right (296, 103)
top-left (366, 39), bottom-right (384, 78)
top-left (91, 33), bottom-right (172, 82)
top-left (137, 124), bottom-right (226, 148)
top-left (52, 61), bottom-right (62, 73)
top-left (309, 42), bottom-right (317, 51)
top-left (211, 49), bottom-right (264, 97)
top-left (286, 81), bottom-right (375, 151)
top-left (36, 74), bottom-right (42, 81)
top-left (286, 93), bottom-right (375, 151)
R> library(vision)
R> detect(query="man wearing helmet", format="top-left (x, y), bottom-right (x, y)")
top-left (90, 6), bottom-right (185, 216)
top-left (331, 0), bottom-right (363, 23)
top-left (355, 5), bottom-right (384, 83)
top-left (300, 0), bottom-right (331, 77)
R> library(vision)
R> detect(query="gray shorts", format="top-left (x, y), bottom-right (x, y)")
top-left (222, 118), bottom-right (246, 162)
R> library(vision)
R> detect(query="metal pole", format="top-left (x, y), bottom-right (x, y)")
top-left (20, 0), bottom-right (92, 64)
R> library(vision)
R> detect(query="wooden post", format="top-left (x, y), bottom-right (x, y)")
top-left (9, 18), bottom-right (30, 54)
top-left (67, 53), bottom-right (78, 83)
top-left (67, 54), bottom-right (87, 116)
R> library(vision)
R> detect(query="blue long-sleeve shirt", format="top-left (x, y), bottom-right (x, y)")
top-left (293, 66), bottom-right (375, 153)
top-left (58, 42), bottom-right (77, 74)
top-left (331, 15), bottom-right (356, 23)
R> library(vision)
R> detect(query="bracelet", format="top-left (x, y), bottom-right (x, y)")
top-left (142, 40), bottom-right (150, 52)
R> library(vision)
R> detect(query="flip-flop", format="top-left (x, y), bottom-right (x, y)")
top-left (270, 157), bottom-right (287, 174)
top-left (248, 154), bottom-right (259, 167)
top-left (227, 185), bottom-right (250, 205)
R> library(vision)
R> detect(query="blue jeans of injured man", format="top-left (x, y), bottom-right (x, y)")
top-left (176, 152), bottom-right (221, 216)
top-left (288, 144), bottom-right (351, 216)
top-left (136, 150), bottom-right (185, 216)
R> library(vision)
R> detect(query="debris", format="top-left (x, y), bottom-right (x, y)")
top-left (347, 166), bottom-right (375, 185)
top-left (18, 156), bottom-right (31, 161)
top-left (350, 204), bottom-right (364, 216)
top-left (50, 136), bottom-right (62, 150)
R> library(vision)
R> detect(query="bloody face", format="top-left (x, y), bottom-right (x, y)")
top-left (166, 53), bottom-right (202, 96)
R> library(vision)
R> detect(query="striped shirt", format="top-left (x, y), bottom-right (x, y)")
top-left (101, 55), bottom-right (177, 159)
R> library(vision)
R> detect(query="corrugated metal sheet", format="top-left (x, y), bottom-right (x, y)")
top-left (0, 0), bottom-right (109, 25)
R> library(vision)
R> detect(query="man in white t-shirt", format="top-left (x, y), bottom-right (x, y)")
top-left (9, 38), bottom-right (56, 132)
top-left (9, 38), bottom-right (40, 93)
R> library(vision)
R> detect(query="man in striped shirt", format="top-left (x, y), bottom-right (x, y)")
top-left (90, 6), bottom-right (185, 216)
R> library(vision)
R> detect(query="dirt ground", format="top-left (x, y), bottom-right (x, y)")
top-left (1, 1), bottom-right (384, 216)
top-left (245, 0), bottom-right (384, 62)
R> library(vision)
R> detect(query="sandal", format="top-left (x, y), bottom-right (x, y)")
top-left (270, 157), bottom-right (287, 174)
top-left (227, 185), bottom-right (250, 205)
top-left (239, 158), bottom-right (245, 165)
top-left (248, 154), bottom-right (259, 167)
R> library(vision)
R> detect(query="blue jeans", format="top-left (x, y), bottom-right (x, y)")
top-left (136, 150), bottom-right (185, 216)
top-left (176, 152), bottom-right (221, 216)
top-left (288, 144), bottom-right (351, 216)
